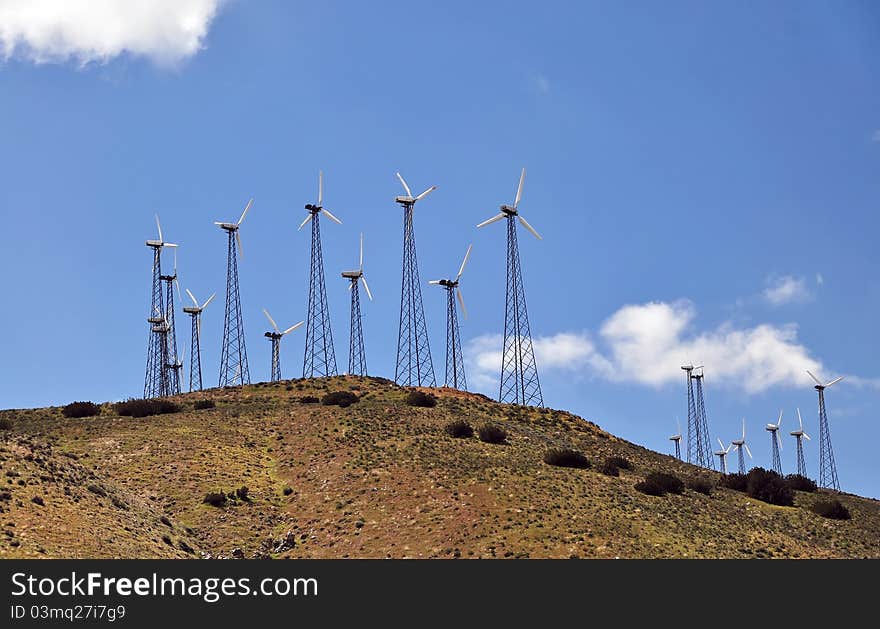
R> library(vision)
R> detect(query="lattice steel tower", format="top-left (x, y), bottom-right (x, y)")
top-left (730, 418), bottom-right (752, 474)
top-left (807, 371), bottom-right (843, 490)
top-left (182, 290), bottom-right (215, 392)
top-left (300, 172), bottom-right (340, 378)
top-left (692, 371), bottom-right (715, 470)
top-left (144, 215), bottom-right (176, 398)
top-left (393, 172), bottom-right (437, 387)
top-left (477, 169), bottom-right (543, 406)
top-left (669, 419), bottom-right (682, 460)
top-left (766, 410), bottom-right (784, 476)
top-left (790, 408), bottom-right (811, 478)
top-left (262, 309), bottom-right (303, 383)
top-left (215, 199), bottom-right (253, 387)
top-left (161, 267), bottom-right (181, 396)
top-left (341, 233), bottom-right (373, 377)
top-left (430, 245), bottom-right (472, 390)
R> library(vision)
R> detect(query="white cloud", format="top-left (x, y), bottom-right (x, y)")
top-left (0, 0), bottom-right (222, 66)
top-left (763, 275), bottom-right (811, 306)
top-left (466, 300), bottom-right (824, 395)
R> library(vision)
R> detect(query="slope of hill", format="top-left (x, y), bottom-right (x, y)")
top-left (1, 376), bottom-right (877, 559)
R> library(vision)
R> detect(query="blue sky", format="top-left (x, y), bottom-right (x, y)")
top-left (0, 1), bottom-right (878, 497)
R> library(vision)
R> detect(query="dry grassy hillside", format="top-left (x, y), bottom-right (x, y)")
top-left (1, 376), bottom-right (877, 559)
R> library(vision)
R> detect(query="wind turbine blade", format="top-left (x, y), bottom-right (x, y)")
top-left (806, 370), bottom-right (822, 386)
top-left (718, 437), bottom-right (725, 450)
top-left (186, 288), bottom-right (199, 308)
top-left (518, 215), bottom-right (543, 240)
top-left (196, 315), bottom-right (201, 341)
top-left (742, 417), bottom-right (746, 440)
top-left (777, 432), bottom-right (783, 451)
top-left (457, 244), bottom-right (473, 280)
top-left (235, 230), bottom-right (244, 260)
top-left (396, 172), bottom-right (412, 197)
top-left (802, 432), bottom-right (811, 441)
top-left (476, 213), bottom-right (505, 229)
top-left (318, 170), bottom-right (323, 206)
top-left (415, 185), bottom-right (436, 201)
top-left (744, 444), bottom-right (753, 459)
top-left (262, 308), bottom-right (280, 333)
top-left (777, 410), bottom-right (783, 428)
top-left (457, 287), bottom-right (468, 320)
top-left (214, 221), bottom-right (225, 226)
top-left (321, 208), bottom-right (343, 225)
top-left (202, 293), bottom-right (216, 309)
top-left (298, 214), bottom-right (313, 230)
top-left (428, 280), bottom-right (443, 285)
top-left (797, 407), bottom-right (803, 431)
top-left (238, 198), bottom-right (253, 225)
top-left (155, 214), bottom-right (163, 242)
top-left (360, 275), bottom-right (373, 301)
top-left (164, 243), bottom-right (178, 248)
top-left (825, 376), bottom-right (844, 388)
top-left (283, 321), bottom-right (304, 335)
top-left (175, 278), bottom-right (183, 305)
top-left (359, 232), bottom-right (364, 270)
top-left (514, 168), bottom-right (526, 208)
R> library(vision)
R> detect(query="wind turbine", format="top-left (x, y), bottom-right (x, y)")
top-left (807, 369), bottom-right (844, 490)
top-left (301, 170), bottom-right (341, 378)
top-left (215, 199), bottom-right (253, 387)
top-left (714, 438), bottom-right (732, 474)
top-left (729, 418), bottom-right (753, 474)
top-left (183, 289), bottom-right (216, 392)
top-left (430, 244), bottom-right (472, 390)
top-left (393, 172), bottom-right (437, 387)
top-left (790, 407), bottom-right (812, 478)
top-left (159, 248), bottom-right (183, 395)
top-left (263, 309), bottom-right (304, 383)
top-left (341, 233), bottom-right (373, 376)
top-left (144, 215), bottom-right (178, 398)
top-left (669, 418), bottom-right (682, 460)
top-left (477, 168), bottom-right (543, 407)
top-left (766, 410), bottom-right (784, 475)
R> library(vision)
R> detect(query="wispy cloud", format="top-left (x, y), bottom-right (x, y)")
top-left (466, 300), bottom-right (825, 394)
top-left (763, 275), bottom-right (811, 306)
top-left (0, 0), bottom-right (222, 67)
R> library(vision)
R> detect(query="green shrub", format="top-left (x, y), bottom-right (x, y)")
top-left (321, 391), bottom-right (359, 408)
top-left (720, 473), bottom-right (748, 492)
top-left (203, 492), bottom-right (227, 507)
top-left (687, 477), bottom-right (713, 495)
top-left (745, 468), bottom-right (793, 506)
top-left (445, 420), bottom-right (473, 439)
top-left (599, 460), bottom-right (620, 477)
top-left (810, 499), bottom-right (851, 520)
top-left (62, 401), bottom-right (101, 418)
top-left (544, 448), bottom-right (590, 469)
top-left (606, 455), bottom-right (632, 471)
top-left (193, 399), bottom-right (215, 410)
top-left (235, 486), bottom-right (249, 501)
top-left (0, 417), bottom-right (12, 431)
top-left (114, 398), bottom-right (181, 418)
top-left (635, 472), bottom-right (684, 496)
top-left (478, 424), bottom-right (507, 444)
top-left (785, 474), bottom-right (817, 493)
top-left (405, 391), bottom-right (437, 408)
top-left (299, 396), bottom-right (320, 404)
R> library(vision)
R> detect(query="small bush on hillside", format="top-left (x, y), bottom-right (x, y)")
top-left (785, 474), bottom-right (818, 493)
top-left (322, 391), bottom-right (359, 408)
top-left (203, 492), bottom-right (227, 507)
top-left (445, 420), bottom-right (473, 439)
top-left (0, 417), bottom-right (12, 431)
top-left (687, 477), bottom-right (713, 495)
top-left (721, 473), bottom-right (749, 492)
top-left (636, 472), bottom-right (685, 496)
top-left (114, 398), bottom-right (181, 418)
top-left (746, 468), bottom-right (793, 507)
top-left (544, 448), bottom-right (591, 469)
top-left (599, 460), bottom-right (620, 477)
top-left (478, 424), bottom-right (507, 444)
top-left (606, 455), bottom-right (632, 471)
top-left (299, 396), bottom-right (320, 404)
top-left (235, 486), bottom-right (249, 501)
top-left (193, 399), bottom-right (216, 410)
top-left (405, 390), bottom-right (437, 408)
top-left (811, 499), bottom-right (851, 520)
top-left (62, 401), bottom-right (101, 418)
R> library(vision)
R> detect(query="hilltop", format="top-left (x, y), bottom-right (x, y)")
top-left (0, 376), bottom-right (877, 559)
